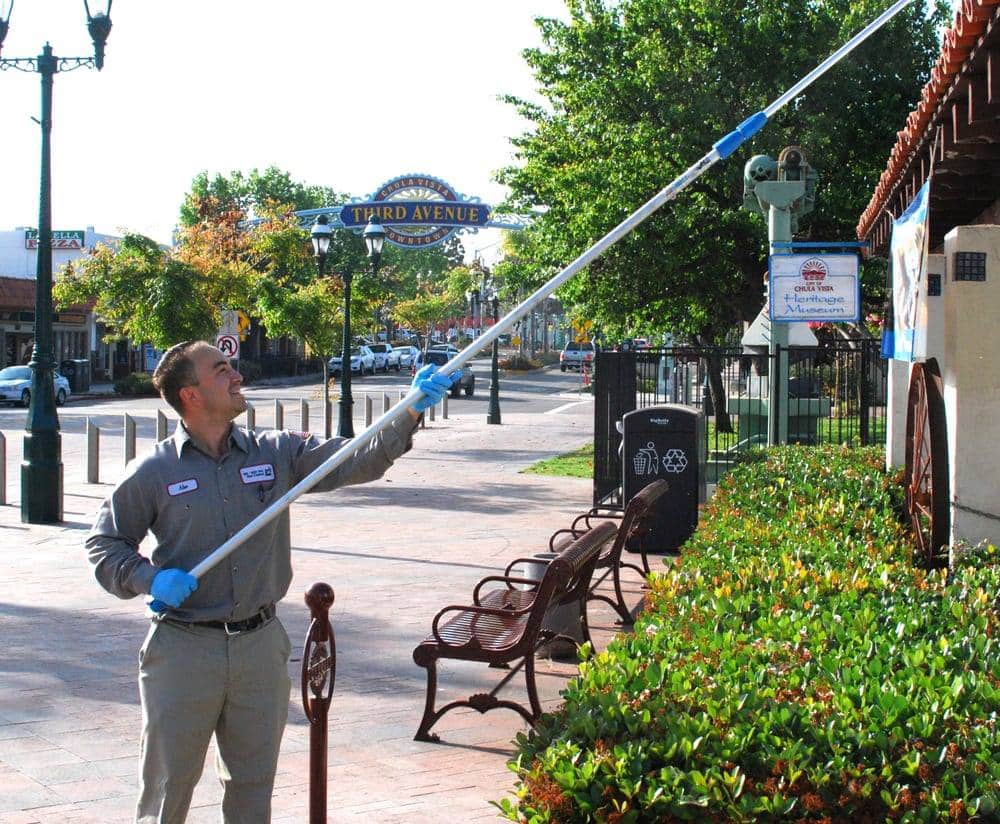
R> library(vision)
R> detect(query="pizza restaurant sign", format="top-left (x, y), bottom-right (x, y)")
top-left (24, 229), bottom-right (85, 250)
top-left (341, 174), bottom-right (491, 248)
top-left (769, 253), bottom-right (860, 323)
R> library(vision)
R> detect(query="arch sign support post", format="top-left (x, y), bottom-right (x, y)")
top-left (190, 0), bottom-right (919, 582)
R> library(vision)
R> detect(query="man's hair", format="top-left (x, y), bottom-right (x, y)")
top-left (152, 340), bottom-right (206, 414)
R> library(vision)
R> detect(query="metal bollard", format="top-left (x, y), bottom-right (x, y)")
top-left (86, 418), bottom-right (100, 484)
top-left (0, 431), bottom-right (6, 506)
top-left (382, 392), bottom-right (390, 415)
top-left (156, 409), bottom-right (168, 442)
top-left (245, 401), bottom-right (256, 432)
top-left (442, 395), bottom-right (448, 420)
top-left (124, 414), bottom-right (136, 465)
top-left (274, 399), bottom-right (284, 431)
top-left (428, 401), bottom-right (436, 422)
top-left (300, 399), bottom-right (309, 433)
top-left (302, 582), bottom-right (336, 824)
top-left (365, 394), bottom-right (373, 427)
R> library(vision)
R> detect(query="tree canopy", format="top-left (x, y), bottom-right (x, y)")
top-left (497, 0), bottom-right (947, 342)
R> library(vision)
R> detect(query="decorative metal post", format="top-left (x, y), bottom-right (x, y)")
top-left (487, 295), bottom-right (502, 425)
top-left (302, 583), bottom-right (336, 824)
top-left (2, 1), bottom-right (113, 523)
top-left (337, 270), bottom-right (355, 438)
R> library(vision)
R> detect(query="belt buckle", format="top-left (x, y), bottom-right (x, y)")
top-left (223, 620), bottom-right (243, 636)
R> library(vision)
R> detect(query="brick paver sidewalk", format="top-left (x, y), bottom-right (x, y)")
top-left (0, 403), bottom-right (648, 822)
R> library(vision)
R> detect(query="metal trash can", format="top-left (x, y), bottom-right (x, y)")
top-left (621, 404), bottom-right (706, 553)
top-left (61, 358), bottom-right (90, 393)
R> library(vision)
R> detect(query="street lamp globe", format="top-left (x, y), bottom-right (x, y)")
top-left (83, 0), bottom-right (113, 69)
top-left (363, 216), bottom-right (385, 270)
top-left (310, 215), bottom-right (332, 275)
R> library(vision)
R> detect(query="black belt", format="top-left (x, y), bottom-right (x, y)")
top-left (164, 603), bottom-right (276, 635)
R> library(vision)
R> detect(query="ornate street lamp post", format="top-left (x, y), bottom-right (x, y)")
top-left (1, 0), bottom-right (113, 524)
top-left (311, 215), bottom-right (384, 439)
top-left (486, 289), bottom-right (502, 425)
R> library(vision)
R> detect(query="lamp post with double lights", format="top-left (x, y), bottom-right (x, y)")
top-left (485, 287), bottom-right (502, 425)
top-left (1, 0), bottom-right (113, 524)
top-left (311, 215), bottom-right (385, 439)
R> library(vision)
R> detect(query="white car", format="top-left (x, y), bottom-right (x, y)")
top-left (368, 343), bottom-right (401, 373)
top-left (393, 345), bottom-right (420, 370)
top-left (328, 346), bottom-right (376, 377)
top-left (0, 365), bottom-right (71, 407)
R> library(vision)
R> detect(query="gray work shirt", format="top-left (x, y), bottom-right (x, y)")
top-left (87, 417), bottom-right (415, 622)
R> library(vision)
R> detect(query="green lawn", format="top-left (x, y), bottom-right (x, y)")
top-left (521, 442), bottom-right (594, 477)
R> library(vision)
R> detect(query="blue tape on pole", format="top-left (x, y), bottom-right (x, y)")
top-left (713, 111), bottom-right (768, 159)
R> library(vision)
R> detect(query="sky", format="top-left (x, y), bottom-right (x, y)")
top-left (1, 0), bottom-right (568, 261)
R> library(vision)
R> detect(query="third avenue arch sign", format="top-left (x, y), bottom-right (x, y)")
top-left (292, 173), bottom-right (533, 248)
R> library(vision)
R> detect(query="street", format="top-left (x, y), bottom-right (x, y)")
top-left (0, 365), bottom-right (594, 506)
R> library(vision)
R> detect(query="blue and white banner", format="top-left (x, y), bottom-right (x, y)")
top-left (890, 180), bottom-right (930, 362)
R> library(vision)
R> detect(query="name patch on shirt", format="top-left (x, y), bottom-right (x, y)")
top-left (167, 478), bottom-right (199, 497)
top-left (240, 463), bottom-right (275, 484)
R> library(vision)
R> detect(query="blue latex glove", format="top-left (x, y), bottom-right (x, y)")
top-left (149, 568), bottom-right (198, 613)
top-left (411, 364), bottom-right (459, 413)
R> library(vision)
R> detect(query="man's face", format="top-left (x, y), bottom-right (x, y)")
top-left (186, 345), bottom-right (246, 421)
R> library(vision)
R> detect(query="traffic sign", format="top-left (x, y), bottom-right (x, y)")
top-left (216, 334), bottom-right (239, 359)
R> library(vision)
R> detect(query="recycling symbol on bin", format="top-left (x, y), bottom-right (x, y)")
top-left (661, 448), bottom-right (688, 474)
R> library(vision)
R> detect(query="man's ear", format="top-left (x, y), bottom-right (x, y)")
top-left (178, 384), bottom-right (200, 411)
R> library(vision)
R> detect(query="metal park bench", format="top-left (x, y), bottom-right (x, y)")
top-left (542, 480), bottom-right (670, 624)
top-left (412, 521), bottom-right (617, 743)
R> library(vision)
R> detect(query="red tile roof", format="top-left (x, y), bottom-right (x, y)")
top-left (857, 0), bottom-right (1000, 246)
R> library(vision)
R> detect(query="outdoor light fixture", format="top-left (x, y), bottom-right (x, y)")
top-left (0, 1), bottom-right (11, 56)
top-left (310, 214), bottom-right (332, 276)
top-left (84, 0), bottom-right (113, 70)
top-left (2, 0), bottom-right (113, 523)
top-left (362, 216), bottom-right (385, 269)
top-left (329, 216), bottom-right (387, 439)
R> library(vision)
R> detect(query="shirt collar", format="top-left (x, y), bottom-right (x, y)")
top-left (173, 421), bottom-right (249, 458)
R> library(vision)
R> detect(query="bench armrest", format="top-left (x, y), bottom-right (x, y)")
top-left (473, 575), bottom-right (537, 604)
top-left (549, 528), bottom-right (584, 551)
top-left (430, 603), bottom-right (532, 647)
top-left (501, 556), bottom-right (553, 578)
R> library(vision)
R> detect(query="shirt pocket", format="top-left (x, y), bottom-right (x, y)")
top-left (254, 480), bottom-right (278, 507)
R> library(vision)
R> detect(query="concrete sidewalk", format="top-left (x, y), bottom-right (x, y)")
top-left (0, 403), bottom-right (647, 822)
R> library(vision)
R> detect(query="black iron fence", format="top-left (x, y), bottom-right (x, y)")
top-left (594, 341), bottom-right (886, 506)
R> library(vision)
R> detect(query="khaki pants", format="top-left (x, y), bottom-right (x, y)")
top-left (135, 617), bottom-right (291, 824)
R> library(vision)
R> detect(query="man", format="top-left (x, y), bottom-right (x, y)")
top-left (87, 340), bottom-right (455, 823)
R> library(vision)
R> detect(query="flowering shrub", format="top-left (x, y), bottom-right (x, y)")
top-left (498, 447), bottom-right (1000, 822)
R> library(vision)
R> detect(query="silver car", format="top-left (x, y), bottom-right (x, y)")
top-left (0, 365), bottom-right (71, 407)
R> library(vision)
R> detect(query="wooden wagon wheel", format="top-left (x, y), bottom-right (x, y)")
top-left (904, 359), bottom-right (949, 568)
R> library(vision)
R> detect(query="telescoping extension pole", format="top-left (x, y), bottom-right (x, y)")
top-left (189, 0), bottom-right (916, 582)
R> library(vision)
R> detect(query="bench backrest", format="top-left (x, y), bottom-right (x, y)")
top-left (524, 521), bottom-right (618, 641)
top-left (607, 479), bottom-right (670, 560)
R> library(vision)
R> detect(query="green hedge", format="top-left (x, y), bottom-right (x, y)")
top-left (498, 447), bottom-right (1000, 822)
top-left (114, 372), bottom-right (157, 396)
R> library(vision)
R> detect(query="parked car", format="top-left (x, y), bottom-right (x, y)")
top-left (368, 343), bottom-right (401, 372)
top-left (392, 343), bottom-right (420, 370)
top-left (560, 341), bottom-right (595, 372)
top-left (328, 345), bottom-right (376, 376)
top-left (0, 365), bottom-right (71, 406)
top-left (410, 349), bottom-right (475, 398)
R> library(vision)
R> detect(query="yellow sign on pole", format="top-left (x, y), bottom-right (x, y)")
top-left (572, 318), bottom-right (593, 342)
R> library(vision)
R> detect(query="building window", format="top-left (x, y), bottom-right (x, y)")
top-left (954, 251), bottom-right (987, 282)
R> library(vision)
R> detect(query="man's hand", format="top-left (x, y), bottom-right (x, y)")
top-left (149, 568), bottom-right (198, 613)
top-left (410, 364), bottom-right (460, 413)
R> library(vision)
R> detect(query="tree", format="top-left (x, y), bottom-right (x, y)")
top-left (255, 279), bottom-right (342, 436)
top-left (55, 233), bottom-right (220, 349)
top-left (498, 0), bottom-right (946, 424)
